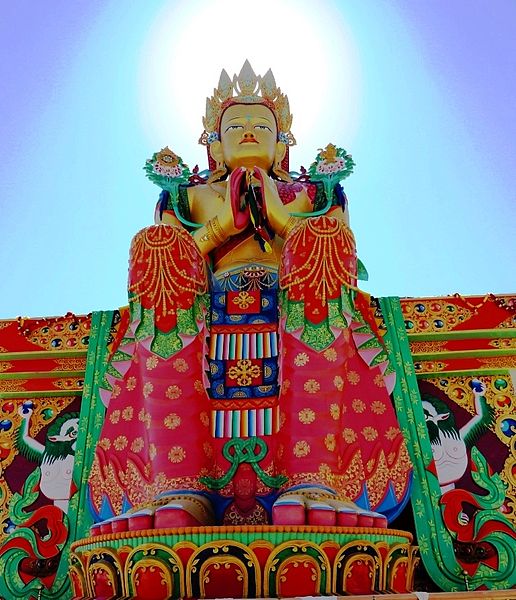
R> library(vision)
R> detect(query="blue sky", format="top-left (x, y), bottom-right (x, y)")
top-left (1, 0), bottom-right (515, 319)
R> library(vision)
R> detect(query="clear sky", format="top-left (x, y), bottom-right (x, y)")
top-left (1, 0), bottom-right (515, 319)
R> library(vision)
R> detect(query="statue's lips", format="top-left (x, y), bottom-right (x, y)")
top-left (239, 139), bottom-right (258, 144)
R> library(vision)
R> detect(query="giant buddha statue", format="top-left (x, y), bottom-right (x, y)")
top-left (87, 61), bottom-right (412, 531)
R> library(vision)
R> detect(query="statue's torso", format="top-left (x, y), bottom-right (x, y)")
top-left (188, 181), bottom-right (314, 276)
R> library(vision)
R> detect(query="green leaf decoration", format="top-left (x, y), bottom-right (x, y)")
top-left (144, 147), bottom-right (191, 193)
top-left (307, 143), bottom-right (355, 203)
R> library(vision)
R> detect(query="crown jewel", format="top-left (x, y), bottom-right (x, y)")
top-left (199, 60), bottom-right (296, 147)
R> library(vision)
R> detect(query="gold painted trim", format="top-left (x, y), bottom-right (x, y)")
top-left (0, 350), bottom-right (87, 360)
top-left (0, 370), bottom-right (85, 380)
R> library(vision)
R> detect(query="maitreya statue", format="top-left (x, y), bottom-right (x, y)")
top-left (87, 60), bottom-right (412, 531)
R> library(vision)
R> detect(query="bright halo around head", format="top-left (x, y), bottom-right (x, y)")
top-left (138, 0), bottom-right (361, 169)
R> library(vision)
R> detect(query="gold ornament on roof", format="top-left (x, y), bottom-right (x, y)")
top-left (199, 59), bottom-right (296, 147)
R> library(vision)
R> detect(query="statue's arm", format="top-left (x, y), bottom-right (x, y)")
top-left (16, 408), bottom-right (44, 464)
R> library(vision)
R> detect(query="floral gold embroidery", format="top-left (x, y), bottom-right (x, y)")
top-left (149, 443), bottom-right (157, 460)
top-left (173, 358), bottom-right (188, 372)
top-left (371, 400), bottom-right (386, 415)
top-left (168, 446), bottom-right (186, 463)
top-left (352, 398), bottom-right (366, 413)
top-left (294, 352), bottom-right (310, 367)
top-left (293, 440), bottom-right (310, 457)
top-left (362, 426), bottom-right (378, 441)
top-left (374, 373), bottom-right (385, 388)
top-left (111, 384), bottom-right (121, 399)
top-left (323, 347), bottom-right (337, 362)
top-left (143, 381), bottom-right (154, 398)
top-left (330, 403), bottom-right (340, 420)
top-left (166, 384), bottom-right (182, 399)
top-left (122, 406), bottom-right (134, 421)
top-left (126, 376), bottom-right (137, 391)
top-left (304, 379), bottom-right (320, 394)
top-left (194, 380), bottom-right (205, 394)
top-left (113, 435), bottom-right (128, 451)
top-left (109, 410), bottom-right (121, 425)
top-left (347, 370), bottom-right (360, 385)
top-left (146, 356), bottom-right (159, 370)
top-left (99, 438), bottom-right (111, 450)
top-left (298, 408), bottom-right (316, 424)
top-left (385, 426), bottom-right (400, 441)
top-left (138, 408), bottom-right (151, 429)
top-left (164, 413), bottom-right (181, 429)
top-left (342, 428), bottom-right (357, 443)
top-left (333, 375), bottom-right (344, 391)
top-left (324, 433), bottom-right (336, 451)
top-left (131, 437), bottom-right (144, 453)
top-left (203, 442), bottom-right (213, 457)
top-left (200, 412), bottom-right (210, 427)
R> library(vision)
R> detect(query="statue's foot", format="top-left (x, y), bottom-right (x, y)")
top-left (153, 491), bottom-right (215, 528)
top-left (272, 486), bottom-right (387, 528)
top-left (91, 491), bottom-right (214, 535)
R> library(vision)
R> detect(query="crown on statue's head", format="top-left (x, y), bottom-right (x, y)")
top-left (199, 60), bottom-right (296, 147)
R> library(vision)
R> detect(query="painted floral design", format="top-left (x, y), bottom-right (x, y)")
top-left (325, 433), bottom-right (336, 451)
top-left (362, 426), bottom-right (378, 441)
top-left (342, 428), bottom-right (357, 444)
top-left (131, 437), bottom-right (144, 453)
top-left (168, 446), bottom-right (186, 463)
top-left (330, 403), bottom-right (340, 420)
top-left (99, 438), bottom-right (111, 450)
top-left (371, 400), bottom-right (386, 415)
top-left (164, 413), bottom-right (181, 430)
top-left (352, 398), bottom-right (366, 413)
top-left (293, 440), bottom-right (310, 457)
top-left (122, 406), bottom-right (134, 421)
top-left (166, 384), bottom-right (182, 400)
top-left (143, 381), bottom-right (154, 399)
top-left (126, 376), bottom-right (137, 391)
top-left (294, 352), bottom-right (310, 367)
top-left (347, 370), bottom-right (360, 385)
top-left (146, 356), bottom-right (159, 371)
top-left (385, 426), bottom-right (400, 441)
top-left (333, 375), bottom-right (344, 391)
top-left (374, 373), bottom-right (386, 387)
top-left (304, 379), bottom-right (320, 394)
top-left (173, 358), bottom-right (188, 372)
top-left (298, 408), bottom-right (316, 424)
top-left (113, 435), bottom-right (128, 451)
top-left (323, 347), bottom-right (337, 362)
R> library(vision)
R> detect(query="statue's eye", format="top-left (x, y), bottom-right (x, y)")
top-left (255, 125), bottom-right (272, 131)
top-left (225, 125), bottom-right (243, 132)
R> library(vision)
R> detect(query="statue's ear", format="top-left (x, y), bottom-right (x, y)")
top-left (209, 140), bottom-right (224, 165)
top-left (272, 141), bottom-right (292, 182)
top-left (274, 141), bottom-right (287, 165)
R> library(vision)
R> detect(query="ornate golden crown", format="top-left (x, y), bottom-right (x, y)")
top-left (199, 60), bottom-right (296, 147)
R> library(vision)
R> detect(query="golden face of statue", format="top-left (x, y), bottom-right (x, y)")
top-left (218, 103), bottom-right (279, 171)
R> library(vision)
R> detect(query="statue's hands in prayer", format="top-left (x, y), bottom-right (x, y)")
top-left (218, 167), bottom-right (250, 237)
top-left (252, 167), bottom-right (292, 236)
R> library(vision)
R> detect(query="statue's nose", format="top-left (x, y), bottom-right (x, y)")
top-left (243, 131), bottom-right (255, 139)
